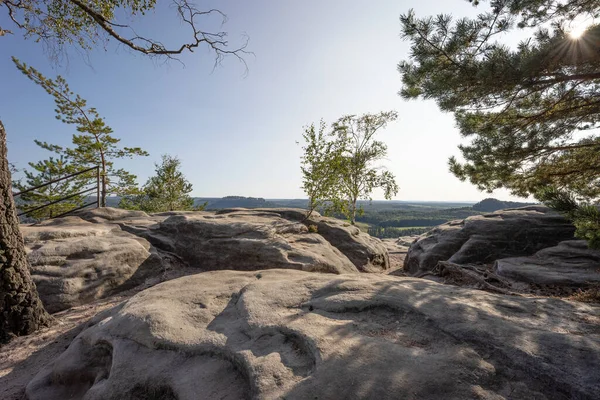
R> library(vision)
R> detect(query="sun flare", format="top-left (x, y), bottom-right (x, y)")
top-left (567, 16), bottom-right (594, 39)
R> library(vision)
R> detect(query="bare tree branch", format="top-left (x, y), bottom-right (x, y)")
top-left (68, 0), bottom-right (248, 65)
top-left (1, 0), bottom-right (250, 69)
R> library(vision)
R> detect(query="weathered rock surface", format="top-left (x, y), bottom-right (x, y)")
top-left (121, 208), bottom-right (388, 273)
top-left (311, 214), bottom-right (389, 273)
top-left (22, 216), bottom-right (167, 313)
top-left (216, 208), bottom-right (390, 272)
top-left (27, 270), bottom-right (600, 400)
top-left (404, 206), bottom-right (576, 275)
top-left (496, 240), bottom-right (600, 286)
top-left (21, 208), bottom-right (390, 312)
top-left (120, 209), bottom-right (359, 274)
top-left (396, 235), bottom-right (419, 247)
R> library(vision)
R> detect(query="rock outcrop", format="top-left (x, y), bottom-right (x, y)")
top-left (122, 208), bottom-right (388, 273)
top-left (495, 240), bottom-right (600, 286)
top-left (22, 215), bottom-right (168, 313)
top-left (125, 209), bottom-right (359, 274)
top-left (215, 208), bottom-right (390, 272)
top-left (27, 270), bottom-right (600, 400)
top-left (21, 208), bottom-right (390, 313)
top-left (396, 235), bottom-right (419, 247)
top-left (404, 206), bottom-right (576, 275)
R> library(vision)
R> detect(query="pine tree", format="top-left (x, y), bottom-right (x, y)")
top-left (121, 155), bottom-right (200, 213)
top-left (13, 58), bottom-right (148, 206)
top-left (13, 155), bottom-right (87, 219)
top-left (1, 0), bottom-right (248, 341)
top-left (1, 0), bottom-right (248, 64)
top-left (399, 0), bottom-right (600, 246)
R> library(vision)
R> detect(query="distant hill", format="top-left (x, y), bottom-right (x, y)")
top-left (472, 198), bottom-right (536, 212)
top-left (82, 196), bottom-right (278, 210)
top-left (202, 196), bottom-right (277, 210)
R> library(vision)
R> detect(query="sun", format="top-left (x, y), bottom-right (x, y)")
top-left (567, 16), bottom-right (594, 39)
top-left (568, 25), bottom-right (587, 39)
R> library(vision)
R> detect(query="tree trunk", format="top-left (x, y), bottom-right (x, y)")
top-left (350, 199), bottom-right (357, 225)
top-left (101, 173), bottom-right (107, 207)
top-left (0, 121), bottom-right (50, 343)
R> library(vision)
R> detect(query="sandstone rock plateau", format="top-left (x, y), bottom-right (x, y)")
top-left (26, 270), bottom-right (600, 400)
top-left (404, 206), bottom-right (600, 289)
top-left (12, 206), bottom-right (600, 400)
top-left (22, 208), bottom-right (389, 313)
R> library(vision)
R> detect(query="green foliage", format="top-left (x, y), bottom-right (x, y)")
top-left (300, 112), bottom-right (400, 224)
top-left (13, 58), bottom-right (148, 205)
top-left (307, 224), bottom-right (318, 233)
top-left (399, 1), bottom-right (600, 201)
top-left (399, 0), bottom-right (600, 248)
top-left (3, 0), bottom-right (156, 53)
top-left (121, 154), bottom-right (200, 213)
top-left (300, 120), bottom-right (345, 219)
top-left (537, 187), bottom-right (600, 249)
top-left (1, 0), bottom-right (247, 65)
top-left (13, 155), bottom-right (86, 219)
top-left (332, 111), bottom-right (400, 224)
top-left (356, 206), bottom-right (480, 227)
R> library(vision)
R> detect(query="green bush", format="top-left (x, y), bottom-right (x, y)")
top-left (537, 187), bottom-right (600, 249)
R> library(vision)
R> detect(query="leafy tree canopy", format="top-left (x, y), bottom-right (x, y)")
top-left (399, 0), bottom-right (600, 247)
top-left (399, 0), bottom-right (600, 200)
top-left (300, 112), bottom-right (399, 224)
top-left (300, 120), bottom-right (345, 220)
top-left (333, 111), bottom-right (400, 224)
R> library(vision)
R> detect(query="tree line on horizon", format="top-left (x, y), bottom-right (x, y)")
top-left (1, 0), bottom-right (599, 343)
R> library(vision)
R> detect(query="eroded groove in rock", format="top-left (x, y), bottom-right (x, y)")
top-left (26, 269), bottom-right (600, 400)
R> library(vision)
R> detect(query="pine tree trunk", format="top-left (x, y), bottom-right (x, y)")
top-left (0, 121), bottom-right (50, 343)
top-left (101, 174), bottom-right (107, 207)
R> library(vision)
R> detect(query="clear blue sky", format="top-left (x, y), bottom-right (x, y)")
top-left (0, 0), bottom-right (527, 201)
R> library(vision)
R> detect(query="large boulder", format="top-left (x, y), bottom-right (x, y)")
top-left (127, 209), bottom-right (359, 274)
top-left (22, 216), bottom-right (168, 313)
top-left (27, 270), bottom-right (600, 400)
top-left (20, 207), bottom-right (390, 312)
top-left (495, 240), bottom-right (600, 286)
top-left (217, 208), bottom-right (390, 272)
top-left (404, 206), bottom-right (576, 274)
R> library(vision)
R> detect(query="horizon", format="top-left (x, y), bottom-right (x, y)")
top-left (1, 0), bottom-right (532, 202)
top-left (99, 194), bottom-right (535, 205)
